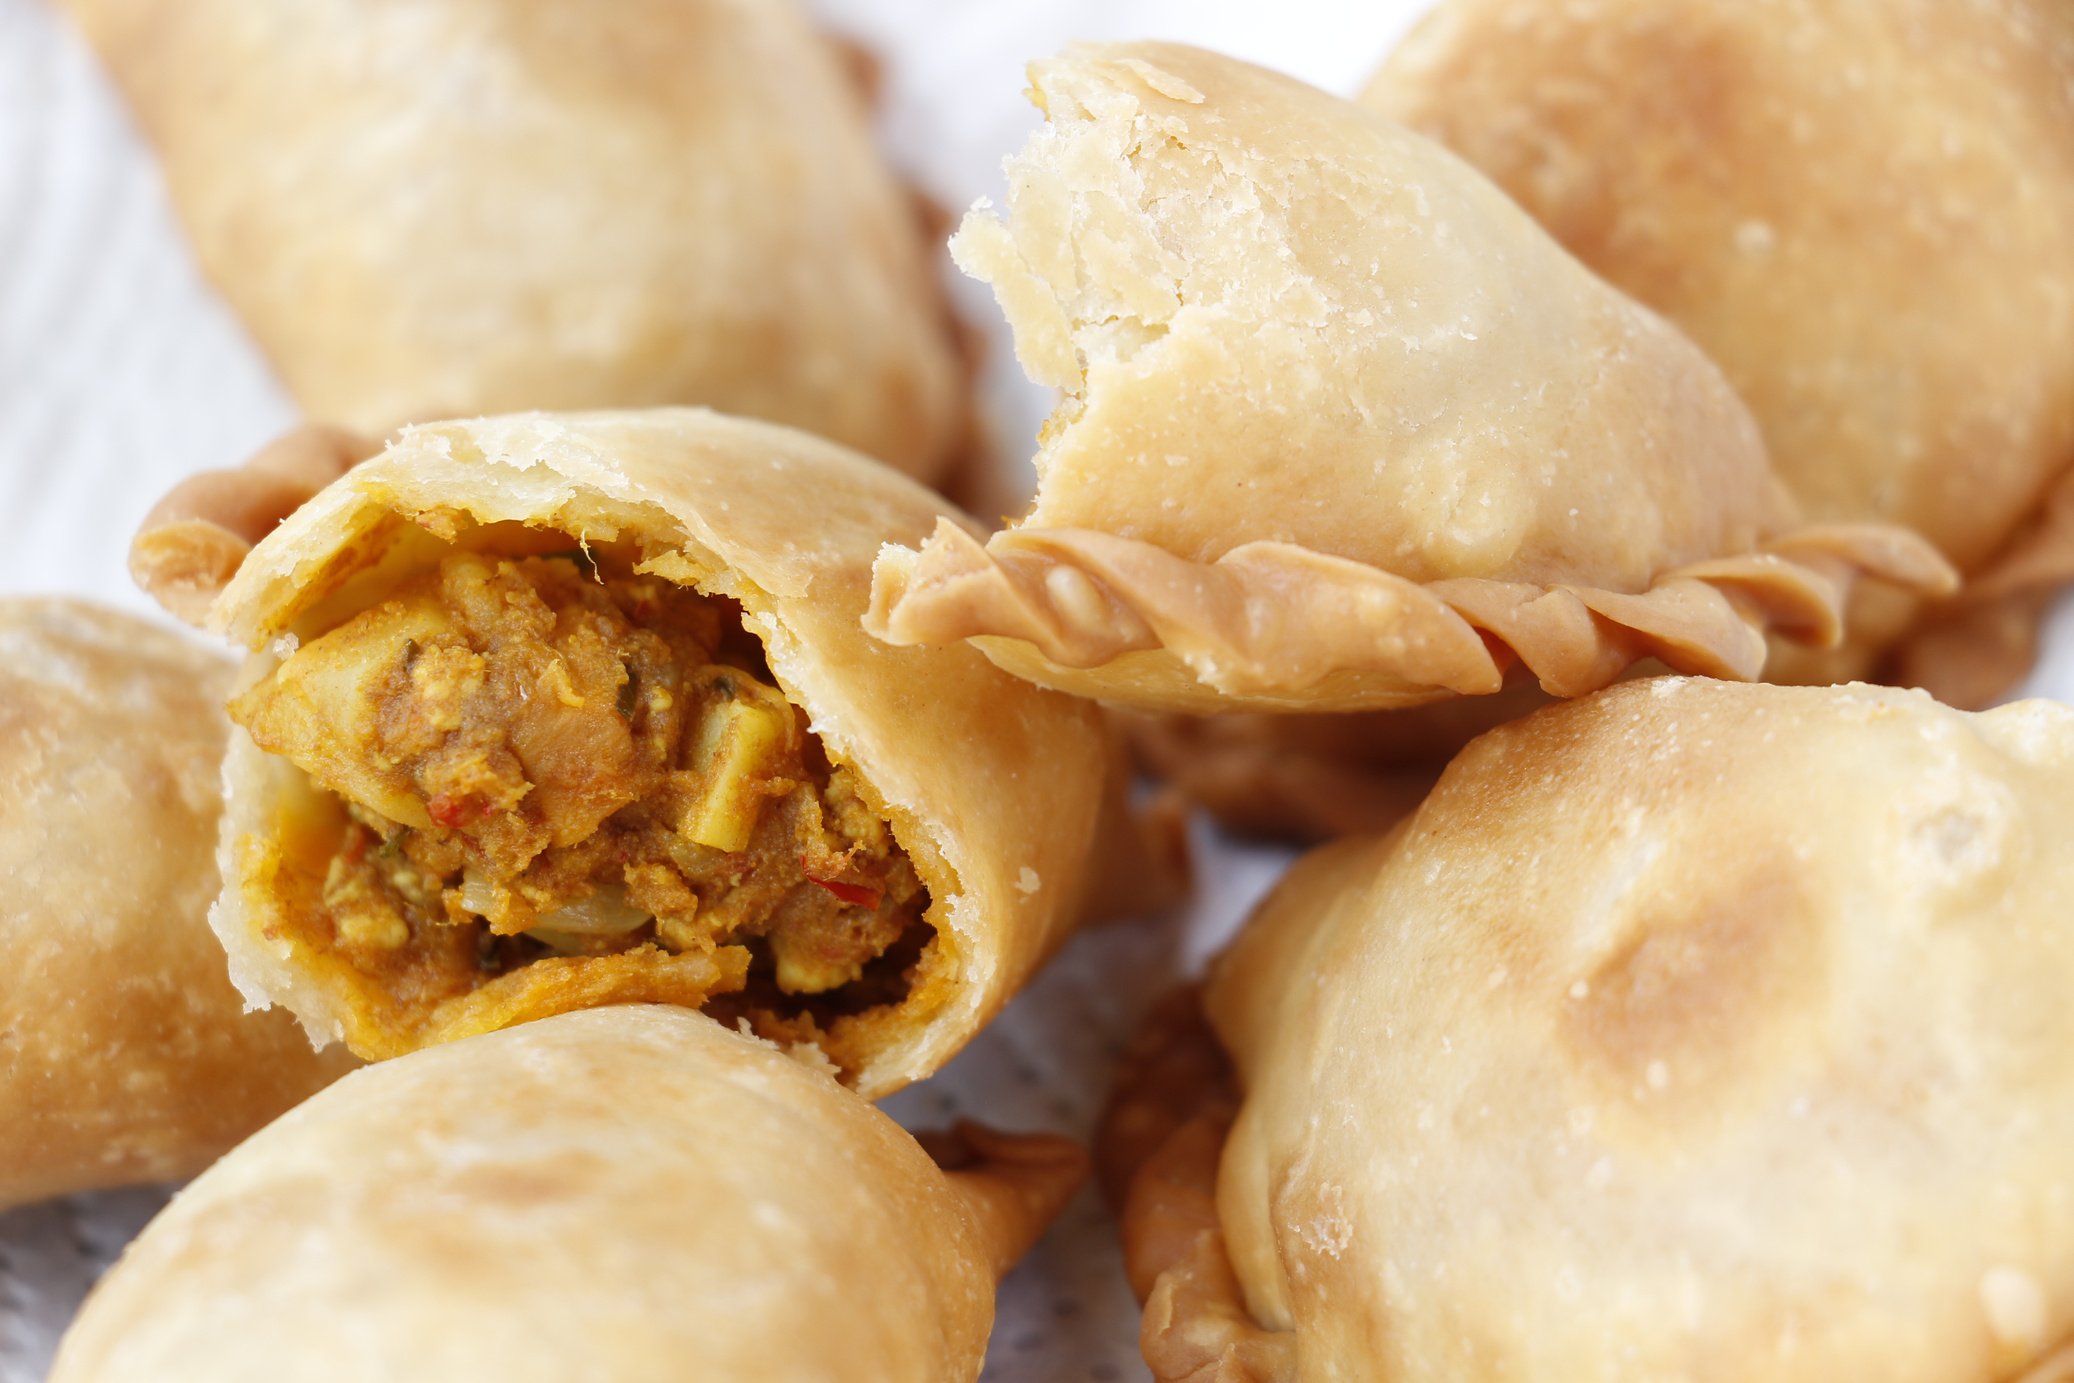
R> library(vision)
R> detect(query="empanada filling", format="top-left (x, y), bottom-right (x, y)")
top-left (231, 549), bottom-right (934, 1061)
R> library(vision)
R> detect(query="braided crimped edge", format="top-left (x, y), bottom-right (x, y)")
top-left (1098, 986), bottom-right (1293, 1383)
top-left (869, 519), bottom-right (1958, 708)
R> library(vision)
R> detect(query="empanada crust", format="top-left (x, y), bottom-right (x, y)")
top-left (868, 43), bottom-right (1954, 713)
top-left (1120, 679), bottom-right (2074, 1381)
top-left (1368, 0), bottom-right (2074, 697)
top-left (50, 1006), bottom-right (1087, 1383)
top-left (58, 0), bottom-right (969, 481)
top-left (0, 599), bottom-right (352, 1210)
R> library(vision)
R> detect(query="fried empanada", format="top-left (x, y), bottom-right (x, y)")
top-left (55, 0), bottom-right (969, 481)
top-left (866, 42), bottom-right (1953, 715)
top-left (205, 409), bottom-right (1114, 1096)
top-left (1367, 0), bottom-right (2074, 701)
top-left (0, 599), bottom-right (351, 1211)
top-left (50, 1005), bottom-right (1086, 1383)
top-left (1112, 678), bottom-right (2074, 1381)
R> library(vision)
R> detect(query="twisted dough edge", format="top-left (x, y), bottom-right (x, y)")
top-left (1098, 985), bottom-right (1293, 1383)
top-left (870, 519), bottom-right (1958, 705)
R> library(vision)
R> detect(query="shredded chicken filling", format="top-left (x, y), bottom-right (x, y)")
top-left (232, 551), bottom-right (929, 1017)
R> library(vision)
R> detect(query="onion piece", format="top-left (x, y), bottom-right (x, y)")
top-left (456, 872), bottom-right (501, 920)
top-left (529, 885), bottom-right (652, 937)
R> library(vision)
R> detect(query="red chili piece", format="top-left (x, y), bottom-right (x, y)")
top-left (802, 855), bottom-right (882, 910)
top-left (427, 792), bottom-right (488, 830)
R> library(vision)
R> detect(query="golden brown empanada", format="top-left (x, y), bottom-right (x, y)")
top-left (0, 599), bottom-right (351, 1211)
top-left (205, 409), bottom-right (1114, 1097)
top-left (1367, 0), bottom-right (2074, 702)
top-left (1113, 677), bottom-right (2074, 1381)
top-left (56, 0), bottom-right (969, 482)
top-left (866, 42), bottom-right (1953, 715)
top-left (51, 1005), bottom-right (1086, 1382)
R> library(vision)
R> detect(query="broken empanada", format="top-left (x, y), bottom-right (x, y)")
top-left (1367, 0), bottom-right (2074, 702)
top-left (867, 42), bottom-right (1953, 714)
top-left (207, 409), bottom-right (1115, 1096)
top-left (1112, 678), bottom-right (2074, 1381)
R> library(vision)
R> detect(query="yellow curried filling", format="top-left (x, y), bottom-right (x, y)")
top-left (231, 550), bottom-right (933, 1061)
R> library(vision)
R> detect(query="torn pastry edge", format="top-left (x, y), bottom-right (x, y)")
top-left (867, 519), bottom-right (1958, 710)
top-left (1098, 985), bottom-right (1295, 1383)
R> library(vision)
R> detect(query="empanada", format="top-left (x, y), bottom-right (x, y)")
top-left (206, 409), bottom-right (1113, 1096)
top-left (1367, 0), bottom-right (2074, 702)
top-left (50, 1005), bottom-right (1086, 1383)
top-left (0, 599), bottom-right (351, 1210)
top-left (1113, 678), bottom-right (2074, 1381)
top-left (56, 0), bottom-right (969, 481)
top-left (866, 42), bottom-right (1953, 714)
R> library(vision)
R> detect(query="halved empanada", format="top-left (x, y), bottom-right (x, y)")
top-left (207, 409), bottom-right (1115, 1097)
top-left (1367, 0), bottom-right (2074, 703)
top-left (866, 42), bottom-right (1953, 714)
top-left (51, 1005), bottom-right (1085, 1383)
top-left (56, 0), bottom-right (969, 481)
top-left (1111, 678), bottom-right (2074, 1381)
top-left (0, 599), bottom-right (351, 1210)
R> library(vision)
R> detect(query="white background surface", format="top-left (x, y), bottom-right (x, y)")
top-left (2, 0), bottom-right (2071, 1378)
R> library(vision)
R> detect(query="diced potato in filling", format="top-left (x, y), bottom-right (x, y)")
top-left (232, 551), bottom-right (930, 1027)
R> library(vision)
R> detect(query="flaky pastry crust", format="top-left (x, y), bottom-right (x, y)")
top-left (57, 0), bottom-right (968, 481)
top-left (0, 599), bottom-right (352, 1210)
top-left (865, 42), bottom-right (1954, 713)
top-left (1114, 679), bottom-right (2074, 1380)
top-left (208, 409), bottom-right (1114, 1097)
top-left (50, 1006), bottom-right (1087, 1382)
top-left (1367, 0), bottom-right (2074, 701)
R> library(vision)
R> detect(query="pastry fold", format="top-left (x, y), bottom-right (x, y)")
top-left (128, 424), bottom-right (378, 627)
top-left (0, 599), bottom-right (351, 1210)
top-left (51, 1005), bottom-right (1087, 1383)
top-left (207, 409), bottom-right (1113, 1097)
top-left (1367, 0), bottom-right (2074, 701)
top-left (57, 0), bottom-right (969, 481)
top-left (1110, 679), bottom-right (2074, 1381)
top-left (866, 42), bottom-right (1954, 714)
